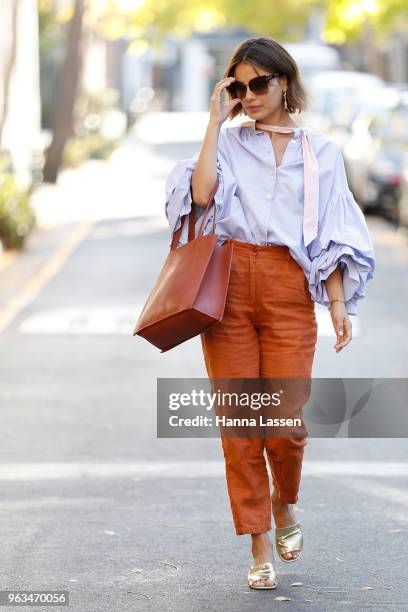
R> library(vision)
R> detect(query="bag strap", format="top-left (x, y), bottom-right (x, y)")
top-left (197, 177), bottom-right (219, 238)
top-left (170, 177), bottom-right (219, 250)
top-left (188, 201), bottom-right (196, 242)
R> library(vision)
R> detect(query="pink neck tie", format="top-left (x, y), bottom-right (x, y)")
top-left (255, 123), bottom-right (319, 247)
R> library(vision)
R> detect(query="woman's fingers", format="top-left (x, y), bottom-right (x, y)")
top-left (334, 315), bottom-right (352, 352)
top-left (215, 77), bottom-right (235, 87)
top-left (214, 77), bottom-right (235, 90)
top-left (210, 78), bottom-right (235, 103)
top-left (227, 98), bottom-right (242, 111)
top-left (210, 77), bottom-right (237, 124)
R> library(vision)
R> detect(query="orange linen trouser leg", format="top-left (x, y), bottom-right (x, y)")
top-left (200, 239), bottom-right (318, 535)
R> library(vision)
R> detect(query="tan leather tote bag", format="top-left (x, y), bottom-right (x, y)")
top-left (133, 178), bottom-right (233, 352)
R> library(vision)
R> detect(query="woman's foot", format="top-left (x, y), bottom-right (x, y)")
top-left (250, 531), bottom-right (276, 587)
top-left (271, 487), bottom-right (300, 561)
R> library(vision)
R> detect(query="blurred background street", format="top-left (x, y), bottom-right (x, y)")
top-left (0, 1), bottom-right (408, 611)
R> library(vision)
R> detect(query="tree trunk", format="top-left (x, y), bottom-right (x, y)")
top-left (43, 0), bottom-right (85, 183)
top-left (0, 0), bottom-right (19, 150)
top-left (359, 17), bottom-right (384, 78)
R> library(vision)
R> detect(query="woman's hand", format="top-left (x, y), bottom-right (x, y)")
top-left (209, 77), bottom-right (242, 126)
top-left (330, 301), bottom-right (352, 352)
top-left (192, 79), bottom-right (238, 206)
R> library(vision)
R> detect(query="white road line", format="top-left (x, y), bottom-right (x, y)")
top-left (0, 221), bottom-right (94, 334)
top-left (17, 304), bottom-right (357, 337)
top-left (326, 476), bottom-right (408, 508)
top-left (18, 305), bottom-right (142, 335)
top-left (0, 461), bottom-right (407, 481)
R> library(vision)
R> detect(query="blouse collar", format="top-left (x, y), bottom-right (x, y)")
top-left (240, 120), bottom-right (304, 139)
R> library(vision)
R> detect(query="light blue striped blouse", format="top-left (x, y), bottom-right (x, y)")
top-left (164, 120), bottom-right (376, 316)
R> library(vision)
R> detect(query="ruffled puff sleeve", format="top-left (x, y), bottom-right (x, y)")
top-left (307, 145), bottom-right (376, 316)
top-left (164, 130), bottom-right (236, 248)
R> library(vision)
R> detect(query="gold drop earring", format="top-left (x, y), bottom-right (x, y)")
top-left (283, 90), bottom-right (288, 111)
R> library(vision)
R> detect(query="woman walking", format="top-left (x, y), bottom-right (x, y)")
top-left (164, 37), bottom-right (375, 589)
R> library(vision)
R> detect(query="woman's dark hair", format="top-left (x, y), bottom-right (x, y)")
top-left (223, 37), bottom-right (309, 120)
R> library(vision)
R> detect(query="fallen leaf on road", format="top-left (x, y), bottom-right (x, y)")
top-left (160, 560), bottom-right (179, 570)
top-left (126, 591), bottom-right (151, 599)
top-left (304, 586), bottom-right (346, 592)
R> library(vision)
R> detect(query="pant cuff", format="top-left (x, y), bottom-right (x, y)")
top-left (276, 493), bottom-right (299, 504)
top-left (235, 523), bottom-right (272, 535)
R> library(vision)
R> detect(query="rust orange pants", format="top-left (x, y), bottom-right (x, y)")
top-left (200, 239), bottom-right (318, 535)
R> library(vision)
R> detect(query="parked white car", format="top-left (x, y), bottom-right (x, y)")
top-left (304, 70), bottom-right (386, 133)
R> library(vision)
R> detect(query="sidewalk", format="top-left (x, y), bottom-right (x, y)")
top-left (0, 137), bottom-right (173, 326)
top-left (29, 137), bottom-right (172, 229)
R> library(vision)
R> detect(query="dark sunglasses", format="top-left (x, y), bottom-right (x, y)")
top-left (227, 73), bottom-right (282, 99)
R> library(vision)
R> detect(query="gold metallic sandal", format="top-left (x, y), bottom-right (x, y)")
top-left (247, 562), bottom-right (278, 589)
top-left (275, 521), bottom-right (303, 563)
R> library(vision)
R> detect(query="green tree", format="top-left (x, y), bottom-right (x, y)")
top-left (39, 0), bottom-right (408, 181)
top-left (324, 0), bottom-right (408, 75)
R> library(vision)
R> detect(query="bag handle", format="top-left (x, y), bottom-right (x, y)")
top-left (170, 177), bottom-right (219, 250)
top-left (196, 176), bottom-right (219, 237)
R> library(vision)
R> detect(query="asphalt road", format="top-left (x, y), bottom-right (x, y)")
top-left (0, 140), bottom-right (407, 611)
